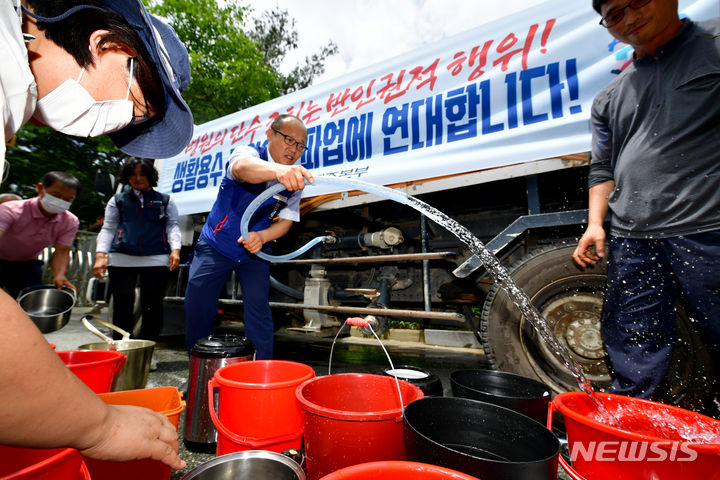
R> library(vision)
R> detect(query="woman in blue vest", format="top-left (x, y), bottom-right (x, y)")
top-left (184, 114), bottom-right (314, 359)
top-left (93, 158), bottom-right (181, 343)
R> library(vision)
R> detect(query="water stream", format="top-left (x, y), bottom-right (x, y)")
top-left (402, 197), bottom-right (616, 420)
top-left (242, 177), bottom-right (616, 421)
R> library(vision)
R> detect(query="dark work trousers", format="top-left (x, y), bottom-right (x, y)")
top-left (0, 259), bottom-right (43, 299)
top-left (108, 265), bottom-right (169, 341)
top-left (602, 231), bottom-right (720, 401)
top-left (184, 236), bottom-right (271, 359)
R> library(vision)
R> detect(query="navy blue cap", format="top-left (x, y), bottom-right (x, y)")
top-left (98, 0), bottom-right (194, 158)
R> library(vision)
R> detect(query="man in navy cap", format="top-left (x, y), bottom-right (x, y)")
top-left (0, 0), bottom-right (193, 470)
top-left (1, 0), bottom-right (194, 172)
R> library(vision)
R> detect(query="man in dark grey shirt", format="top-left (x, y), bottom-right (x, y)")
top-left (574, 0), bottom-right (720, 406)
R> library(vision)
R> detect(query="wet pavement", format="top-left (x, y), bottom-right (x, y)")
top-left (45, 306), bottom-right (572, 480)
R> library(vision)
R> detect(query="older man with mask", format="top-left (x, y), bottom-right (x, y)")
top-left (0, 171), bottom-right (80, 299)
top-left (0, 0), bottom-right (194, 470)
top-left (573, 0), bottom-right (720, 410)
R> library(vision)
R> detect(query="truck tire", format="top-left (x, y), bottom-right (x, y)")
top-left (480, 243), bottom-right (711, 405)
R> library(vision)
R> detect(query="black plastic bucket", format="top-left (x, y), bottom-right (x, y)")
top-left (404, 397), bottom-right (559, 480)
top-left (450, 369), bottom-right (551, 424)
top-left (383, 365), bottom-right (443, 397)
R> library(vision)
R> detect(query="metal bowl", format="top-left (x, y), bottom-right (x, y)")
top-left (17, 285), bottom-right (76, 333)
top-left (180, 450), bottom-right (305, 480)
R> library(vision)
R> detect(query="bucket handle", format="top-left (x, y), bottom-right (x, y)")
top-left (328, 317), bottom-right (406, 417)
top-left (547, 401), bottom-right (588, 480)
top-left (81, 315), bottom-right (131, 348)
top-left (207, 377), bottom-right (303, 448)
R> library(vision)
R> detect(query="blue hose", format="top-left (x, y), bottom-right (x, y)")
top-left (240, 177), bottom-right (411, 262)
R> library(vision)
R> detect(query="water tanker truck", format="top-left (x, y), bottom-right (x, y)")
top-left (111, 0), bottom-right (717, 404)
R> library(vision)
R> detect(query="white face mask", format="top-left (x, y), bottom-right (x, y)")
top-left (39, 193), bottom-right (72, 215)
top-left (32, 58), bottom-right (136, 137)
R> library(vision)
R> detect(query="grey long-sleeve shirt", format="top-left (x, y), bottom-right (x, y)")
top-left (588, 19), bottom-right (720, 239)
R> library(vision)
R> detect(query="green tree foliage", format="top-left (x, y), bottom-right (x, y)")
top-left (247, 8), bottom-right (338, 95)
top-left (151, 0), bottom-right (338, 121)
top-left (150, 0), bottom-right (280, 124)
top-left (3, 0), bottom-right (337, 228)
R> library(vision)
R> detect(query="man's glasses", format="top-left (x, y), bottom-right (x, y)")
top-left (272, 128), bottom-right (307, 152)
top-left (599, 0), bottom-right (652, 28)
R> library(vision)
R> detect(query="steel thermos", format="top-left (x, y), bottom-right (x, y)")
top-left (184, 334), bottom-right (255, 451)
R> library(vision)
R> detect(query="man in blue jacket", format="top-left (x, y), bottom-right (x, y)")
top-left (184, 114), bottom-right (314, 359)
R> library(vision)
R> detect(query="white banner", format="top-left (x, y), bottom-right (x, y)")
top-left (157, 0), bottom-right (719, 216)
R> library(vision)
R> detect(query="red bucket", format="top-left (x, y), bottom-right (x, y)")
top-left (296, 373), bottom-right (424, 480)
top-left (57, 350), bottom-right (126, 394)
top-left (0, 446), bottom-right (89, 480)
top-left (549, 392), bottom-right (720, 480)
top-left (83, 386), bottom-right (185, 480)
top-left (208, 360), bottom-right (315, 455)
top-left (319, 461), bottom-right (481, 479)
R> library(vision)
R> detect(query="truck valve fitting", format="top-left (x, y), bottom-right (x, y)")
top-left (346, 316), bottom-right (377, 329)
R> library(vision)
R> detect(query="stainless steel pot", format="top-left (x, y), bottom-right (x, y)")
top-left (79, 315), bottom-right (155, 391)
top-left (180, 450), bottom-right (305, 480)
top-left (17, 285), bottom-right (76, 333)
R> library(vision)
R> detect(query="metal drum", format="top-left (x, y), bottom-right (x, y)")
top-left (184, 335), bottom-right (255, 451)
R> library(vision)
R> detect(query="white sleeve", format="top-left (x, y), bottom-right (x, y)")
top-left (226, 146), bottom-right (260, 182)
top-left (165, 197), bottom-right (182, 251)
top-left (277, 190), bottom-right (302, 222)
top-left (95, 196), bottom-right (119, 253)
